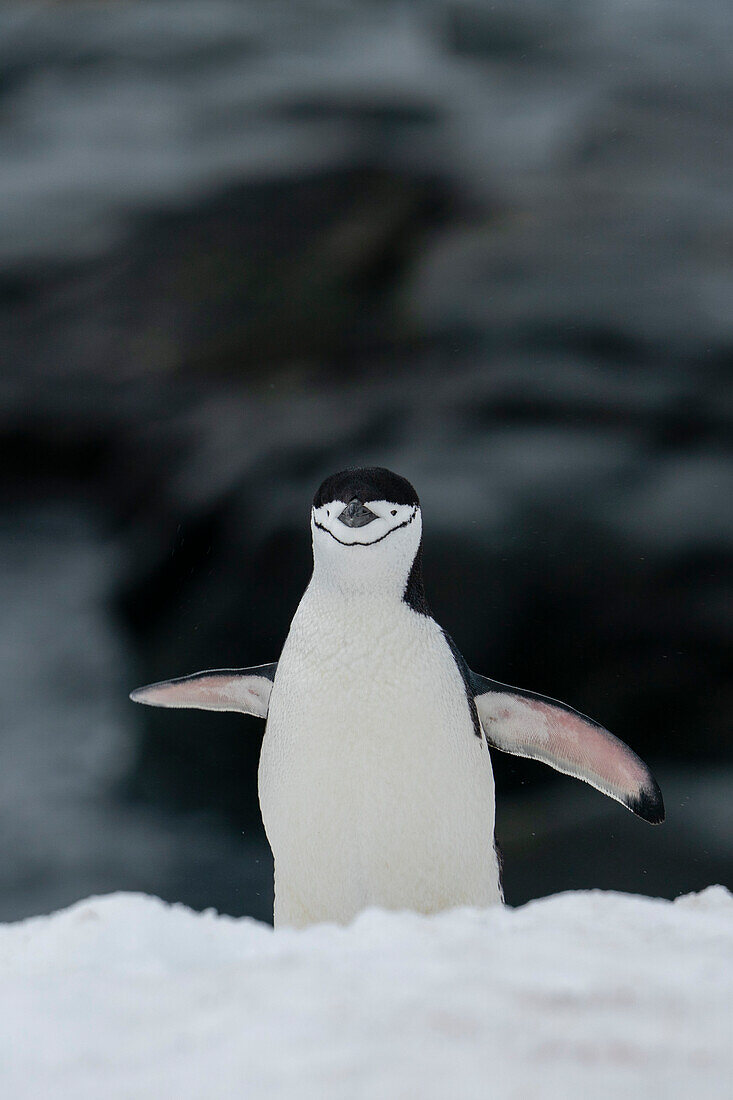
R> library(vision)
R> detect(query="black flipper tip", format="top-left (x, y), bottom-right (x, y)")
top-left (633, 779), bottom-right (665, 825)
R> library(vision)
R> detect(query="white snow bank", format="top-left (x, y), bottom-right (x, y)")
top-left (1, 888), bottom-right (731, 1100)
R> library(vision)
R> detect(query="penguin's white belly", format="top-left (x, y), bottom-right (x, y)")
top-left (258, 593), bottom-right (501, 927)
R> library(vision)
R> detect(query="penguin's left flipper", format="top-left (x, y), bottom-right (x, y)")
top-left (129, 663), bottom-right (278, 718)
top-left (470, 672), bottom-right (664, 824)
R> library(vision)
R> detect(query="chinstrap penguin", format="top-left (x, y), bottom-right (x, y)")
top-left (131, 467), bottom-right (664, 927)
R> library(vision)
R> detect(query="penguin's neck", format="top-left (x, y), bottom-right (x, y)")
top-left (309, 539), bottom-right (427, 614)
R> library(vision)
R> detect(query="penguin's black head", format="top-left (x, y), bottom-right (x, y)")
top-left (313, 468), bottom-right (419, 513)
top-left (311, 468), bottom-right (424, 603)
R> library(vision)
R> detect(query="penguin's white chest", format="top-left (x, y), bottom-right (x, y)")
top-left (258, 587), bottom-right (501, 927)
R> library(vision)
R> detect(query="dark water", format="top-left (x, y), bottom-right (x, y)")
top-left (1, 0), bottom-right (731, 921)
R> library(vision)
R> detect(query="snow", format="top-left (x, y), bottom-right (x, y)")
top-left (0, 888), bottom-right (731, 1099)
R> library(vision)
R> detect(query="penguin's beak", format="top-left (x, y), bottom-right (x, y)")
top-left (338, 498), bottom-right (378, 528)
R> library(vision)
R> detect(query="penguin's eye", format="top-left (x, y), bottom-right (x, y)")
top-left (391, 509), bottom-right (397, 516)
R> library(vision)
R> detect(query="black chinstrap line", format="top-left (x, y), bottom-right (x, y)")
top-left (313, 507), bottom-right (417, 547)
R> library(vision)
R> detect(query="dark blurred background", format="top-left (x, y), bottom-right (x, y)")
top-left (2, 0), bottom-right (731, 923)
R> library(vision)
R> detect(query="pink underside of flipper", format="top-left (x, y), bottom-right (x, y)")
top-left (476, 691), bottom-right (653, 811)
top-left (130, 672), bottom-right (272, 716)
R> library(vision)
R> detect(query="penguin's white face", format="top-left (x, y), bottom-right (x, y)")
top-left (311, 499), bottom-right (417, 547)
top-left (310, 468), bottom-right (423, 599)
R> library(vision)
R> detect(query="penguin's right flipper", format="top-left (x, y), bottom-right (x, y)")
top-left (129, 663), bottom-right (278, 718)
top-left (470, 672), bottom-right (664, 824)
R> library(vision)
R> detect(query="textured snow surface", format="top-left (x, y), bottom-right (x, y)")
top-left (1, 888), bottom-right (731, 1099)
